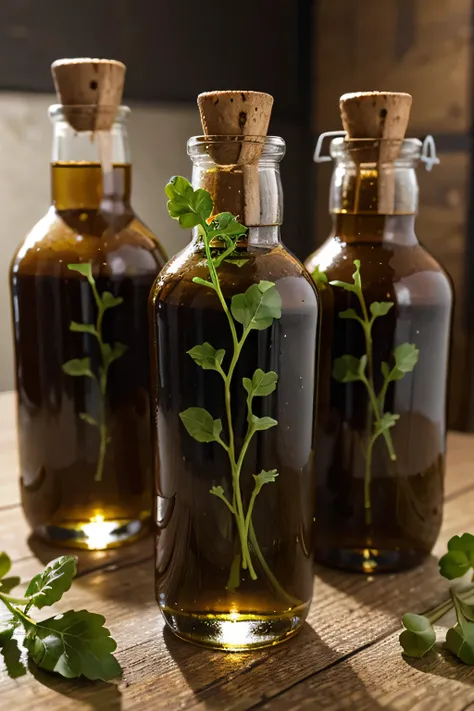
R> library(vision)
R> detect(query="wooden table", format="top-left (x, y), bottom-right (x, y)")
top-left (1, 391), bottom-right (474, 710)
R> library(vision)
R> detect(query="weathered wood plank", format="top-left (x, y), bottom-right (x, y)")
top-left (1, 476), bottom-right (474, 710)
top-left (313, 0), bottom-right (472, 135)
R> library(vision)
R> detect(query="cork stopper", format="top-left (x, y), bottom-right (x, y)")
top-left (51, 58), bottom-right (126, 131)
top-left (197, 90), bottom-right (274, 224)
top-left (339, 91), bottom-right (413, 213)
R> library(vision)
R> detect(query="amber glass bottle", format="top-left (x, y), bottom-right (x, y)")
top-left (10, 62), bottom-right (167, 550)
top-left (306, 93), bottom-right (452, 573)
top-left (150, 90), bottom-right (318, 650)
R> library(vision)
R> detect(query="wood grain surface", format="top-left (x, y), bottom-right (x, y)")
top-left (0, 391), bottom-right (473, 709)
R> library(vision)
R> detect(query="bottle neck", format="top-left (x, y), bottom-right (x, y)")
top-left (189, 136), bottom-right (285, 248)
top-left (50, 107), bottom-right (132, 211)
top-left (332, 213), bottom-right (418, 246)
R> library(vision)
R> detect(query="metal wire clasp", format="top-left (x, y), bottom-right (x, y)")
top-left (420, 135), bottom-right (440, 171)
top-left (313, 131), bottom-right (347, 163)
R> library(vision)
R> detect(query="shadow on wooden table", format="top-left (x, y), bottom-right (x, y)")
top-left (405, 645), bottom-right (474, 686)
top-left (29, 661), bottom-right (123, 709)
top-left (163, 622), bottom-right (386, 709)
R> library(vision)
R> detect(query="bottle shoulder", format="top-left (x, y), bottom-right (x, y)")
top-left (150, 241), bottom-right (318, 312)
top-left (305, 236), bottom-right (453, 307)
top-left (11, 207), bottom-right (167, 278)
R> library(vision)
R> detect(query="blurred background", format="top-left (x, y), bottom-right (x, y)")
top-left (0, 0), bottom-right (470, 431)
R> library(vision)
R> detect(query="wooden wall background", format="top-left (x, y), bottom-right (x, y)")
top-left (312, 0), bottom-right (473, 431)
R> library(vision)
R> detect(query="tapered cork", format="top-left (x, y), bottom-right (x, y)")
top-left (51, 58), bottom-right (126, 131)
top-left (197, 90), bottom-right (274, 224)
top-left (339, 91), bottom-right (413, 213)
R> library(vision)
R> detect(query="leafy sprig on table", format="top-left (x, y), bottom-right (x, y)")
top-left (166, 177), bottom-right (293, 600)
top-left (315, 261), bottom-right (419, 525)
top-left (400, 533), bottom-right (474, 664)
top-left (0, 552), bottom-right (121, 680)
top-left (62, 262), bottom-right (127, 482)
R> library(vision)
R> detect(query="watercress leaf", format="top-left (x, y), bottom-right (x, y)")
top-left (79, 412), bottom-right (98, 427)
top-left (192, 276), bottom-right (215, 289)
top-left (0, 617), bottom-right (15, 643)
top-left (67, 263), bottom-right (93, 282)
top-left (0, 552), bottom-right (11, 579)
top-left (177, 212), bottom-right (202, 229)
top-left (399, 613), bottom-right (436, 658)
top-left (393, 343), bottom-right (420, 375)
top-left (332, 355), bottom-right (364, 383)
top-left (1, 637), bottom-right (27, 679)
top-left (109, 342), bottom-right (128, 364)
top-left (191, 189), bottom-right (213, 222)
top-left (210, 485), bottom-right (225, 498)
top-left (165, 175), bottom-right (193, 202)
top-left (458, 598), bottom-right (474, 623)
top-left (251, 415), bottom-right (278, 431)
top-left (225, 258), bottom-right (249, 268)
top-left (311, 265), bottom-right (328, 290)
top-left (101, 291), bottom-right (124, 310)
top-left (24, 609), bottom-right (122, 681)
top-left (231, 281), bottom-right (282, 331)
top-left (370, 301), bottom-right (394, 317)
top-left (339, 308), bottom-right (360, 321)
top-left (446, 622), bottom-right (474, 665)
top-left (244, 369), bottom-right (279, 398)
top-left (253, 469), bottom-right (279, 494)
top-left (69, 322), bottom-right (97, 336)
top-left (179, 407), bottom-right (222, 443)
top-left (25, 555), bottom-right (77, 609)
top-left (187, 343), bottom-right (225, 371)
top-left (439, 535), bottom-right (474, 579)
top-left (375, 412), bottom-right (399, 437)
top-left (210, 212), bottom-right (247, 238)
top-left (352, 259), bottom-right (362, 290)
top-left (0, 577), bottom-right (21, 594)
top-left (213, 418), bottom-right (223, 440)
top-left (381, 361), bottom-right (391, 379)
top-left (62, 358), bottom-right (95, 379)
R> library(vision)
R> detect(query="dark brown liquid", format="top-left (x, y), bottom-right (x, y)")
top-left (305, 214), bottom-right (452, 572)
top-left (150, 241), bottom-right (318, 648)
top-left (10, 162), bottom-right (167, 548)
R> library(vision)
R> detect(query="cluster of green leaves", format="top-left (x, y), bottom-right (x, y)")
top-left (400, 533), bottom-right (474, 664)
top-left (0, 552), bottom-right (121, 680)
top-left (322, 260), bottom-right (419, 524)
top-left (62, 262), bottom-right (127, 482)
top-left (166, 176), bottom-right (282, 586)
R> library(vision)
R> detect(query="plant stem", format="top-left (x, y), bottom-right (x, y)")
top-left (248, 522), bottom-right (301, 608)
top-left (89, 277), bottom-right (109, 483)
top-left (364, 435), bottom-right (375, 526)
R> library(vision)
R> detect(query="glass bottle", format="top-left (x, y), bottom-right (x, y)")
top-left (10, 102), bottom-right (167, 549)
top-left (150, 133), bottom-right (319, 650)
top-left (305, 133), bottom-right (453, 573)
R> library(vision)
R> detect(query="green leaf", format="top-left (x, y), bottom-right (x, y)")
top-left (231, 281), bottom-right (282, 331)
top-left (0, 637), bottom-right (27, 679)
top-left (370, 301), bottom-right (394, 317)
top-left (187, 343), bottom-right (225, 371)
top-left (329, 260), bottom-right (361, 293)
top-left (243, 369), bottom-right (278, 398)
top-left (446, 621), bottom-right (474, 665)
top-left (210, 485), bottom-right (225, 498)
top-left (165, 176), bottom-right (213, 228)
top-left (225, 258), bottom-right (249, 268)
top-left (339, 308), bottom-right (360, 321)
top-left (253, 469), bottom-right (279, 494)
top-left (457, 598), bottom-right (474, 623)
top-left (374, 412), bottom-right (399, 437)
top-left (25, 556), bottom-right (77, 609)
top-left (69, 322), bottom-right (97, 336)
top-left (24, 609), bottom-right (122, 681)
top-left (0, 617), bottom-right (15, 643)
top-left (67, 263), bottom-right (93, 282)
top-left (251, 415), bottom-right (278, 431)
top-left (0, 552), bottom-right (11, 579)
top-left (0, 577), bottom-right (20, 594)
top-left (329, 279), bottom-right (356, 293)
top-left (79, 412), bottom-right (98, 427)
top-left (210, 212), bottom-right (247, 238)
top-left (101, 291), bottom-right (124, 310)
top-left (439, 534), bottom-right (474, 579)
top-left (332, 354), bottom-right (366, 383)
top-left (179, 407), bottom-right (222, 443)
top-left (381, 361), bottom-right (390, 379)
top-left (399, 613), bottom-right (436, 658)
top-left (62, 358), bottom-right (95, 379)
top-left (311, 265), bottom-right (328, 290)
top-left (105, 342), bottom-right (128, 366)
top-left (393, 343), bottom-right (420, 375)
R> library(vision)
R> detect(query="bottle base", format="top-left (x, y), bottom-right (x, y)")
top-left (161, 603), bottom-right (310, 651)
top-left (34, 515), bottom-right (150, 550)
top-left (315, 545), bottom-right (428, 573)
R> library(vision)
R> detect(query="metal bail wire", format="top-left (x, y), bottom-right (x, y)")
top-left (313, 131), bottom-right (347, 163)
top-left (420, 135), bottom-right (440, 171)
